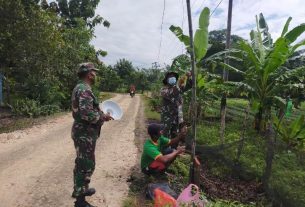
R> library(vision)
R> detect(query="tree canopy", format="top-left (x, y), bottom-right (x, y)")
top-left (0, 0), bottom-right (109, 114)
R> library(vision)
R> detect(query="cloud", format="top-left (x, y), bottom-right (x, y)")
top-left (92, 0), bottom-right (305, 67)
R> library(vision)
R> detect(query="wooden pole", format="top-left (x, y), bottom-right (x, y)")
top-left (220, 0), bottom-right (233, 144)
top-left (224, 0), bottom-right (233, 81)
top-left (0, 73), bottom-right (3, 104)
top-left (186, 0), bottom-right (198, 185)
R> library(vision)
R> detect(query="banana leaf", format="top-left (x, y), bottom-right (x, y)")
top-left (194, 7), bottom-right (210, 62)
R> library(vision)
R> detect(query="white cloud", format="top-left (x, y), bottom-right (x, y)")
top-left (92, 0), bottom-right (305, 67)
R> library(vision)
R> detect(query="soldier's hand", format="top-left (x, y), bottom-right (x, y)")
top-left (103, 113), bottom-right (114, 121)
top-left (178, 76), bottom-right (186, 87)
top-left (186, 71), bottom-right (192, 78)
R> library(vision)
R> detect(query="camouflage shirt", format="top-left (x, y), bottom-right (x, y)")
top-left (71, 81), bottom-right (103, 126)
top-left (160, 79), bottom-right (192, 124)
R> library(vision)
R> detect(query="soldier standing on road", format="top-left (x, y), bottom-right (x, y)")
top-left (160, 71), bottom-right (192, 148)
top-left (71, 62), bottom-right (113, 207)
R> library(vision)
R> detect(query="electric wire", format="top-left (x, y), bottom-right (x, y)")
top-left (210, 0), bottom-right (224, 17)
top-left (162, 0), bottom-right (209, 65)
top-left (157, 0), bottom-right (166, 62)
top-left (167, 0), bottom-right (199, 58)
top-left (181, 0), bottom-right (185, 54)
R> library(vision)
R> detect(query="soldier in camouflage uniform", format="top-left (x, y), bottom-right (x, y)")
top-left (160, 71), bottom-right (192, 147)
top-left (71, 62), bottom-right (113, 207)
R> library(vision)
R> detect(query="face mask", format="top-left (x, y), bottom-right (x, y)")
top-left (168, 77), bottom-right (177, 85)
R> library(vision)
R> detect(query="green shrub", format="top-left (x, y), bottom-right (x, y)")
top-left (40, 105), bottom-right (60, 116)
top-left (269, 152), bottom-right (305, 207)
top-left (168, 156), bottom-right (190, 178)
top-left (207, 199), bottom-right (257, 207)
top-left (149, 97), bottom-right (161, 111)
top-left (12, 98), bottom-right (42, 117)
top-left (197, 123), bottom-right (219, 145)
top-left (167, 155), bottom-right (191, 193)
top-left (12, 98), bottom-right (60, 117)
top-left (142, 95), bottom-right (160, 121)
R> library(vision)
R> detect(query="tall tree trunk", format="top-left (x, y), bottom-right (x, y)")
top-left (254, 107), bottom-right (263, 132)
top-left (262, 122), bottom-right (275, 191)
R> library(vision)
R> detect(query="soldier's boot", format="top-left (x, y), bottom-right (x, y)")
top-left (72, 188), bottom-right (96, 198)
top-left (83, 177), bottom-right (96, 197)
top-left (74, 196), bottom-right (96, 207)
top-left (83, 188), bottom-right (96, 197)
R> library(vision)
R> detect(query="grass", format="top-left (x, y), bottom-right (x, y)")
top-left (269, 152), bottom-right (305, 206)
top-left (123, 195), bottom-right (258, 207)
top-left (123, 96), bottom-right (269, 207)
top-left (122, 195), bottom-right (153, 207)
top-left (99, 91), bottom-right (115, 101)
top-left (0, 111), bottom-right (67, 134)
top-left (196, 99), bottom-right (305, 207)
top-left (124, 95), bottom-right (305, 206)
top-left (207, 200), bottom-right (258, 207)
top-left (0, 92), bottom-right (114, 134)
top-left (141, 95), bottom-right (160, 121)
top-left (297, 101), bottom-right (305, 110)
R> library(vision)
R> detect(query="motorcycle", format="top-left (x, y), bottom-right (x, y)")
top-left (130, 90), bottom-right (135, 98)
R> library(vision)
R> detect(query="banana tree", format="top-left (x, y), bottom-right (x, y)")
top-left (169, 7), bottom-right (210, 184)
top-left (169, 7), bottom-right (210, 72)
top-left (208, 13), bottom-right (305, 190)
top-left (273, 115), bottom-right (305, 149)
top-left (211, 14), bottom-right (305, 132)
top-left (169, 8), bottom-right (214, 119)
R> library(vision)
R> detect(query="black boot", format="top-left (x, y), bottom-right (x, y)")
top-left (74, 196), bottom-right (96, 207)
top-left (72, 188), bottom-right (96, 198)
top-left (83, 188), bottom-right (96, 197)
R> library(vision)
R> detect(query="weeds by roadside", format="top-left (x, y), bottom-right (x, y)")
top-left (0, 111), bottom-right (67, 134)
top-left (0, 92), bottom-right (114, 134)
top-left (141, 95), bottom-right (160, 121)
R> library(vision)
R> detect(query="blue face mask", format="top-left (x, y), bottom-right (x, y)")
top-left (168, 77), bottom-right (177, 85)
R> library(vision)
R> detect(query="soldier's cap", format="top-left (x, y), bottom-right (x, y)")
top-left (162, 71), bottom-right (179, 85)
top-left (78, 62), bottom-right (99, 74)
top-left (147, 123), bottom-right (164, 137)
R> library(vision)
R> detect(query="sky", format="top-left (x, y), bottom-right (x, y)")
top-left (92, 0), bottom-right (305, 68)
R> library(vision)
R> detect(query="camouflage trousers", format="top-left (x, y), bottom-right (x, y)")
top-left (72, 123), bottom-right (99, 197)
top-left (162, 113), bottom-right (179, 143)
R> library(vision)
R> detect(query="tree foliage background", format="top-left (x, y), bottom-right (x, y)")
top-left (0, 0), bottom-right (109, 116)
top-left (99, 58), bottom-right (163, 94)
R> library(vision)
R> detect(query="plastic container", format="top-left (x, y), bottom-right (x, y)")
top-left (176, 184), bottom-right (206, 207)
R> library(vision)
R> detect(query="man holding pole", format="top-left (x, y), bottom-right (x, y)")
top-left (160, 70), bottom-right (192, 147)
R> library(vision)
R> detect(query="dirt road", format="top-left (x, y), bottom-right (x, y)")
top-left (0, 94), bottom-right (141, 207)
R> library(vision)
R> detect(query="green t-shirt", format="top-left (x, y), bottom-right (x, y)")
top-left (141, 135), bottom-right (171, 169)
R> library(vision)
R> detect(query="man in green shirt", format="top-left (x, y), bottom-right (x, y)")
top-left (141, 123), bottom-right (186, 175)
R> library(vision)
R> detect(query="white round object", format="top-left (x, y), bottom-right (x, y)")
top-left (100, 100), bottom-right (123, 120)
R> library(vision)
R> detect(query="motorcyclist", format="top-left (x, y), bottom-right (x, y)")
top-left (129, 84), bottom-right (136, 97)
